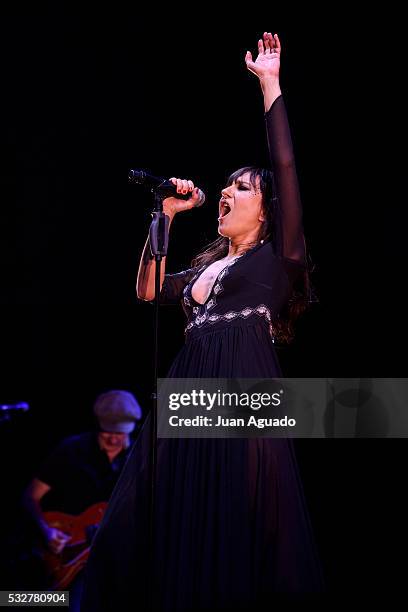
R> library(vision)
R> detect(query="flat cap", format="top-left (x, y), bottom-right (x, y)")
top-left (93, 390), bottom-right (142, 433)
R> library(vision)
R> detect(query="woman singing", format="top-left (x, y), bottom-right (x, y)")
top-left (81, 31), bottom-right (324, 612)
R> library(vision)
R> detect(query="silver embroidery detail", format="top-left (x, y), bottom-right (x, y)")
top-left (183, 267), bottom-right (205, 307)
top-left (185, 303), bottom-right (275, 340)
top-left (183, 257), bottom-right (275, 340)
top-left (206, 298), bottom-right (215, 311)
top-left (188, 256), bottom-right (242, 314)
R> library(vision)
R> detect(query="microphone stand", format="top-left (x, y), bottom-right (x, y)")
top-left (146, 187), bottom-right (169, 612)
top-left (128, 170), bottom-right (194, 609)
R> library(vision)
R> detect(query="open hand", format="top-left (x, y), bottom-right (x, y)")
top-left (245, 32), bottom-right (281, 80)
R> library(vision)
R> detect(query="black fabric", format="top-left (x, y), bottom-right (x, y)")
top-left (157, 95), bottom-right (306, 313)
top-left (265, 95), bottom-right (306, 263)
top-left (177, 240), bottom-right (296, 344)
top-left (159, 268), bottom-right (198, 305)
top-left (80, 95), bottom-right (324, 611)
top-left (36, 432), bottom-right (133, 515)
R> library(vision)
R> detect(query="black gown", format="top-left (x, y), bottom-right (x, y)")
top-left (80, 96), bottom-right (325, 611)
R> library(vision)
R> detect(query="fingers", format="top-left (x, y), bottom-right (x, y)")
top-left (263, 31), bottom-right (272, 53)
top-left (178, 178), bottom-right (191, 194)
top-left (169, 177), bottom-right (195, 195)
top-left (54, 533), bottom-right (71, 544)
top-left (263, 31), bottom-right (280, 55)
top-left (257, 32), bottom-right (281, 57)
top-left (190, 187), bottom-right (203, 206)
top-left (49, 532), bottom-right (71, 554)
top-left (245, 50), bottom-right (256, 73)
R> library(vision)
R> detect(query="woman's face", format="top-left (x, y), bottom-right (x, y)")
top-left (218, 171), bottom-right (264, 239)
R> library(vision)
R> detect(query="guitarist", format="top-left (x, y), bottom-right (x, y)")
top-left (22, 390), bottom-right (142, 611)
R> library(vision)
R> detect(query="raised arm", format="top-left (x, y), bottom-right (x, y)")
top-left (245, 32), bottom-right (305, 263)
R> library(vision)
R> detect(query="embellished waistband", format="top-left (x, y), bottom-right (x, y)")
top-left (185, 303), bottom-right (275, 342)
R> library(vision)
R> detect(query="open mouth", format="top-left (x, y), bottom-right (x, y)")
top-left (218, 201), bottom-right (232, 220)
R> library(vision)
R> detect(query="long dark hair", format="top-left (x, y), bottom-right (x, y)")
top-left (191, 166), bottom-right (317, 344)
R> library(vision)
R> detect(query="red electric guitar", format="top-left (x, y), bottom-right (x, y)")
top-left (40, 502), bottom-right (107, 590)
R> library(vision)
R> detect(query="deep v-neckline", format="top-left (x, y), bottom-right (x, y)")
top-left (188, 243), bottom-right (264, 307)
top-left (190, 259), bottom-right (239, 306)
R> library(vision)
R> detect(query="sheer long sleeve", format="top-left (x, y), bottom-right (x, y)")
top-left (157, 268), bottom-right (197, 305)
top-left (265, 95), bottom-right (306, 265)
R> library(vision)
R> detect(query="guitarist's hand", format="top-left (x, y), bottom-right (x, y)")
top-left (43, 526), bottom-right (72, 554)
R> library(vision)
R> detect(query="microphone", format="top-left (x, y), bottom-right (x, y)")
top-left (128, 169), bottom-right (205, 207)
top-left (0, 402), bottom-right (30, 412)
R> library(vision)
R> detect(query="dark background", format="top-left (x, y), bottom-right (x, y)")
top-left (0, 2), bottom-right (406, 606)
